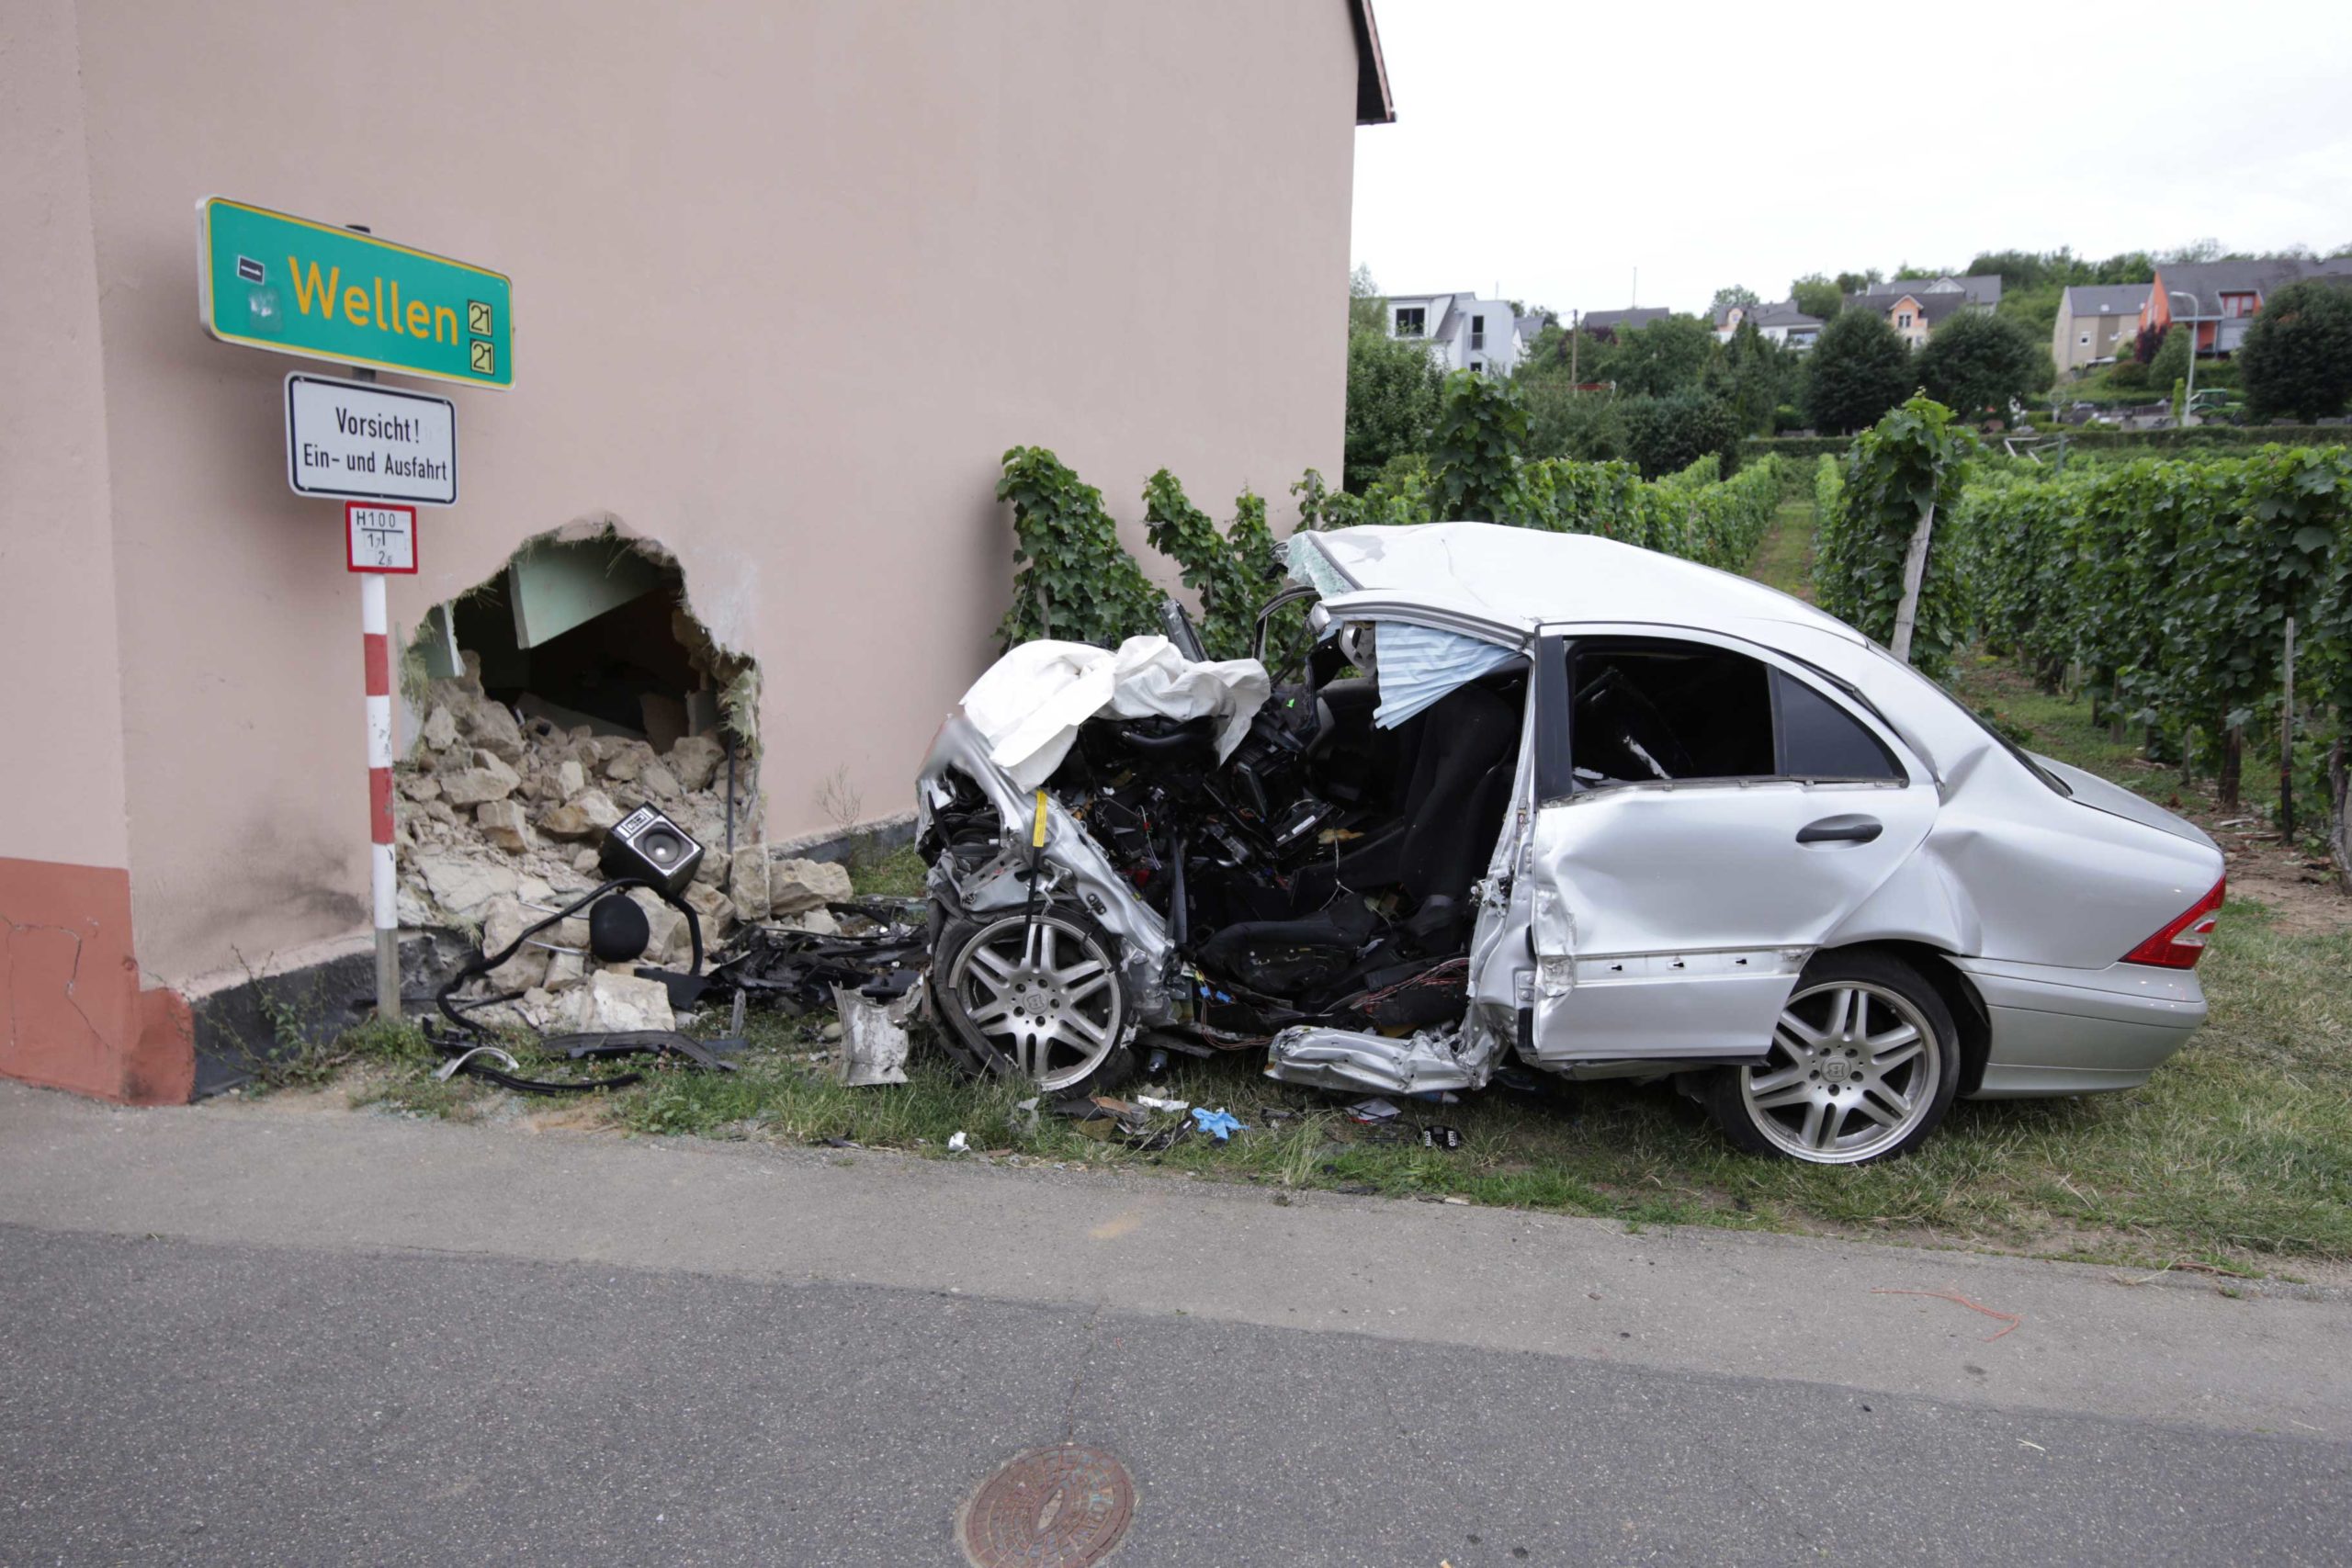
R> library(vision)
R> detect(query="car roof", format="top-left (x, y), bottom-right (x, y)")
top-left (1297, 523), bottom-right (1864, 644)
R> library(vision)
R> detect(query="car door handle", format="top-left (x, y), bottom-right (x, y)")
top-left (1796, 814), bottom-right (1883, 846)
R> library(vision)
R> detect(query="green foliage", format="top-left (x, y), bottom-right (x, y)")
top-left (1505, 454), bottom-right (1781, 570)
top-left (1792, 275), bottom-right (1843, 321)
top-left (996, 446), bottom-right (1160, 650)
top-left (1291, 468), bottom-right (1343, 531)
top-left (1344, 326), bottom-right (1445, 491)
top-left (1710, 284), bottom-right (1760, 317)
top-left (1620, 389), bottom-right (1740, 479)
top-left (1227, 490), bottom-right (1280, 599)
top-left (1520, 381), bottom-right (1628, 462)
top-left (2108, 355), bottom-right (2151, 390)
top-left (2147, 323), bottom-right (2192, 391)
top-left (1608, 313), bottom-right (1717, 397)
top-left (1360, 453), bottom-right (1437, 525)
top-left (1814, 395), bottom-right (1979, 678)
top-left (2240, 279), bottom-right (2352, 423)
top-left (1804, 309), bottom-right (1915, 434)
top-left (1834, 269), bottom-right (1884, 296)
top-left (1969, 449), bottom-right (2352, 772)
top-left (1142, 470), bottom-right (1270, 660)
top-left (1430, 370), bottom-right (1529, 521)
top-left (1348, 262), bottom-right (1385, 336)
top-left (1916, 310), bottom-right (2054, 422)
top-left (1710, 321), bottom-right (1801, 436)
top-left (1741, 424), bottom-right (2351, 473)
top-left (1968, 247), bottom-right (2155, 293)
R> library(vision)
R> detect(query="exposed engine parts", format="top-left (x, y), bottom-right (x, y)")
top-left (918, 602), bottom-right (1526, 1096)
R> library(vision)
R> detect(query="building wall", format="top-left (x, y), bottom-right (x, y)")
top-left (0, 0), bottom-right (192, 1102)
top-left (1886, 298), bottom-right (1931, 349)
top-left (2054, 300), bottom-right (2139, 372)
top-left (3, 0), bottom-right (1361, 1092)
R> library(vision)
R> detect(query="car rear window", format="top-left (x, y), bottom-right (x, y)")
top-left (1772, 670), bottom-right (1905, 781)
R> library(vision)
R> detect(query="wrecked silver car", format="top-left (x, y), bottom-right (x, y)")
top-left (916, 524), bottom-right (2225, 1165)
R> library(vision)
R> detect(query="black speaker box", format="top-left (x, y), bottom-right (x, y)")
top-left (599, 804), bottom-right (705, 897)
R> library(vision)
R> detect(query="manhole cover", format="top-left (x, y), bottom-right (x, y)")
top-left (956, 1443), bottom-right (1136, 1567)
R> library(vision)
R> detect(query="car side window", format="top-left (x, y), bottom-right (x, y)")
top-left (1771, 668), bottom-right (1904, 782)
top-left (1569, 643), bottom-right (1772, 785)
top-left (1565, 640), bottom-right (1902, 789)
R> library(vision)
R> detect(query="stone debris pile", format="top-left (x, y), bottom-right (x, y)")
top-left (394, 656), bottom-right (853, 1032)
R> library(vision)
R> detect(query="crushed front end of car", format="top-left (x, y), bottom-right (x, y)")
top-left (914, 596), bottom-right (1517, 1099)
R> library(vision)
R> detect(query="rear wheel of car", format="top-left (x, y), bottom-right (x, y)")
top-left (935, 907), bottom-right (1133, 1095)
top-left (1703, 950), bottom-right (1959, 1166)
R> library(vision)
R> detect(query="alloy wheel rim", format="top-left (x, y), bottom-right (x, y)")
top-left (946, 912), bottom-right (1124, 1089)
top-left (1740, 980), bottom-right (1940, 1164)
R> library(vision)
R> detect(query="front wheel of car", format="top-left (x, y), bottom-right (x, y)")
top-left (934, 907), bottom-right (1134, 1095)
top-left (1703, 950), bottom-right (1960, 1166)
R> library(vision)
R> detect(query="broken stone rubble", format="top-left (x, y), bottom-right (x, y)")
top-left (396, 653), bottom-right (863, 1033)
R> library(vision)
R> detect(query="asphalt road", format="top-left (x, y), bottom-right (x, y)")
top-left (3, 1085), bottom-right (2347, 1565)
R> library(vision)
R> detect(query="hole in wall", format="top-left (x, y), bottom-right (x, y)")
top-left (419, 533), bottom-right (756, 755)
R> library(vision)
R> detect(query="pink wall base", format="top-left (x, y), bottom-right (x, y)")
top-left (0, 856), bottom-right (194, 1105)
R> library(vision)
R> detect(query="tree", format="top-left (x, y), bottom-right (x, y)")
top-left (2240, 279), bottom-right (2352, 423)
top-left (1608, 313), bottom-right (1715, 397)
top-left (1804, 309), bottom-right (1914, 434)
top-left (2145, 323), bottom-right (2192, 393)
top-left (1791, 274), bottom-right (1843, 321)
top-left (1429, 370), bottom-right (1528, 522)
top-left (1343, 328), bottom-right (1443, 491)
top-left (1915, 310), bottom-right (2052, 421)
top-left (1620, 389), bottom-right (1739, 479)
top-left (1348, 263), bottom-right (1385, 336)
top-left (1709, 285), bottom-right (1760, 319)
top-left (1519, 380), bottom-right (1627, 463)
top-left (1834, 269), bottom-right (1884, 296)
top-left (1710, 320), bottom-right (1798, 435)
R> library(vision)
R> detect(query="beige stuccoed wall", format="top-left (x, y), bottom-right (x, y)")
top-left (61, 0), bottom-right (1357, 986)
top-left (1, 0), bottom-right (132, 873)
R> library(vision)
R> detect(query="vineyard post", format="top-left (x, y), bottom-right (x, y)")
top-left (2281, 617), bottom-right (2296, 840)
top-left (1889, 498), bottom-right (1938, 665)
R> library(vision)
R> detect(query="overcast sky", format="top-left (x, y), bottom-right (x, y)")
top-left (1351, 0), bottom-right (2352, 317)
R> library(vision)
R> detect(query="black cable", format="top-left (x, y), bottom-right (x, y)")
top-left (435, 876), bottom-right (704, 1037)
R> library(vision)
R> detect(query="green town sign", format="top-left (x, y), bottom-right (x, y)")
top-left (198, 197), bottom-right (512, 389)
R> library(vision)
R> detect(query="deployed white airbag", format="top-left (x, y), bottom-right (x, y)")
top-left (1370, 621), bottom-right (1521, 728)
top-left (958, 635), bottom-right (1271, 791)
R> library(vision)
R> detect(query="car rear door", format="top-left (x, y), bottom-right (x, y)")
top-left (1520, 629), bottom-right (1938, 1063)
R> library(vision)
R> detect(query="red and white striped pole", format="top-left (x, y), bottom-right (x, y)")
top-left (363, 570), bottom-right (400, 1020)
top-left (339, 224), bottom-right (401, 1025)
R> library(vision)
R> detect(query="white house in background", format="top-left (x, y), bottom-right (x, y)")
top-left (1714, 299), bottom-right (1826, 350)
top-left (1385, 291), bottom-right (1531, 375)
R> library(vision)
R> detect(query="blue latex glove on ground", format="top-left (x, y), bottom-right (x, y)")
top-left (1191, 1107), bottom-right (1244, 1142)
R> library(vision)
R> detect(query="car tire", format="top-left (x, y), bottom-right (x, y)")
top-left (933, 905), bottom-right (1135, 1096)
top-left (1703, 949), bottom-right (1961, 1166)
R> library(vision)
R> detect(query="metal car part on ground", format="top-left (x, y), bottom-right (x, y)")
top-left (913, 524), bottom-right (2225, 1166)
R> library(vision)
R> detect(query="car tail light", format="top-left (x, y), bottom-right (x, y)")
top-left (2121, 876), bottom-right (2224, 968)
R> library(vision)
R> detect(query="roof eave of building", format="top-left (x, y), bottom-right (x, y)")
top-left (1351, 0), bottom-right (1395, 125)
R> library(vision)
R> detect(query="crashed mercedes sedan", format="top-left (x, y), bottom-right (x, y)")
top-left (914, 523), bottom-right (2225, 1165)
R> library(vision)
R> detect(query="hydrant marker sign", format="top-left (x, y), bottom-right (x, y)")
top-left (198, 197), bottom-right (513, 389)
top-left (286, 373), bottom-right (458, 506)
top-left (347, 503), bottom-right (418, 574)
